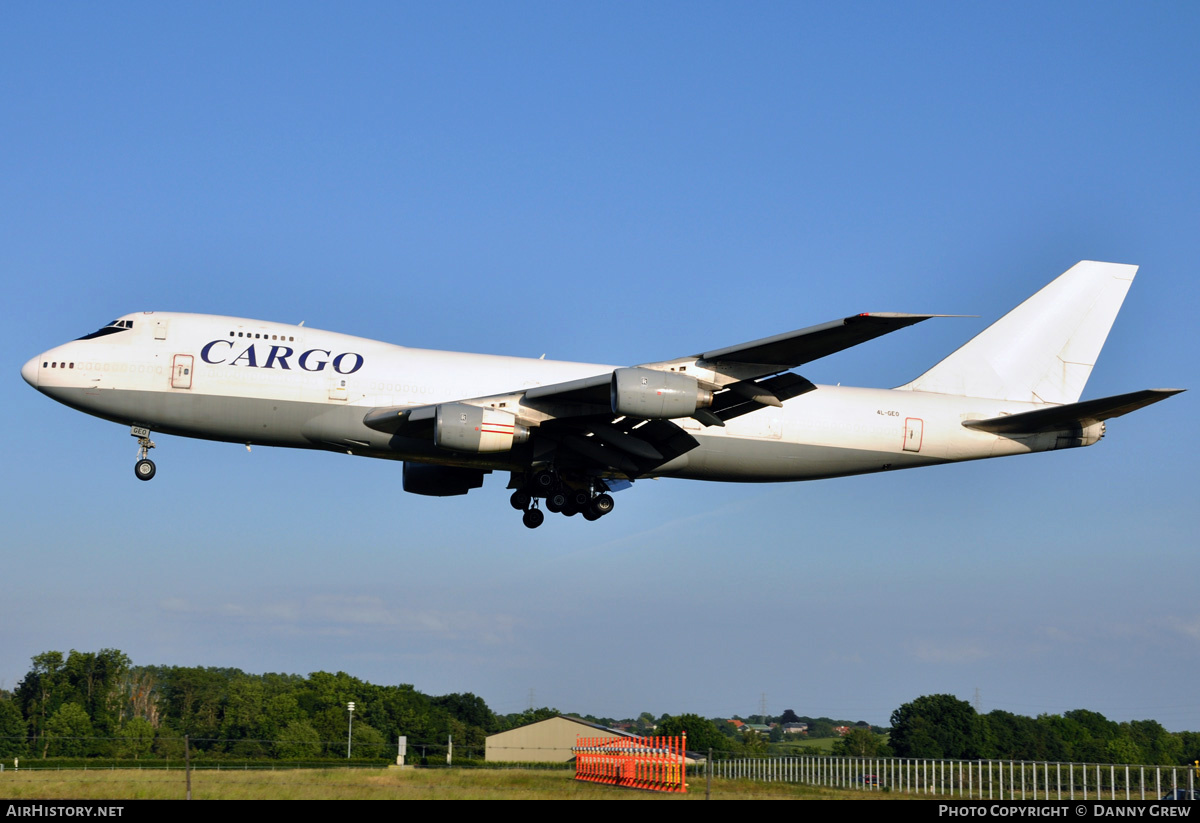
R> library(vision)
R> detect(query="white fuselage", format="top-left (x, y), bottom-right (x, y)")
top-left (23, 311), bottom-right (1075, 484)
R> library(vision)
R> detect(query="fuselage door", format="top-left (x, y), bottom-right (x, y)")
top-left (172, 354), bottom-right (194, 389)
top-left (329, 377), bottom-right (348, 401)
top-left (903, 417), bottom-right (924, 452)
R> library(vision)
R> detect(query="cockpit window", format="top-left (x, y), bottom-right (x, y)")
top-left (76, 319), bottom-right (135, 340)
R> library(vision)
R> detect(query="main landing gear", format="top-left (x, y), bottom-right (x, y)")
top-left (510, 470), bottom-right (616, 529)
top-left (132, 426), bottom-right (157, 481)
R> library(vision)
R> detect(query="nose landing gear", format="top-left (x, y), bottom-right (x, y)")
top-left (131, 426), bottom-right (157, 482)
top-left (135, 458), bottom-right (156, 481)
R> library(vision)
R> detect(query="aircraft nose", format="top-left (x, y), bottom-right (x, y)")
top-left (21, 356), bottom-right (39, 388)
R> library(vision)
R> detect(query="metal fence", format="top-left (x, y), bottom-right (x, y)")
top-left (701, 755), bottom-right (1199, 800)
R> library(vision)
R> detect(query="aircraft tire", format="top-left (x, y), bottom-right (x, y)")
top-left (135, 459), bottom-right (156, 482)
top-left (582, 508), bottom-right (602, 521)
top-left (592, 493), bottom-right (614, 515)
top-left (533, 471), bottom-right (555, 490)
top-left (510, 489), bottom-right (531, 510)
top-left (522, 509), bottom-right (545, 529)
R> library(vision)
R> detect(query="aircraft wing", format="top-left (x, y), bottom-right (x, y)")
top-left (363, 397), bottom-right (702, 477)
top-left (363, 311), bottom-right (938, 476)
top-left (682, 312), bottom-right (943, 378)
top-left (509, 311), bottom-right (941, 407)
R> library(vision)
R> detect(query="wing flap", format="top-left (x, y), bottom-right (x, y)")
top-left (589, 423), bottom-right (664, 461)
top-left (711, 373), bottom-right (818, 422)
top-left (524, 372), bottom-right (611, 405)
top-left (541, 417), bottom-right (700, 477)
top-left (363, 404), bottom-right (436, 435)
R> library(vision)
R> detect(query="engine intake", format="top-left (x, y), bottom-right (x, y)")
top-left (610, 368), bottom-right (713, 419)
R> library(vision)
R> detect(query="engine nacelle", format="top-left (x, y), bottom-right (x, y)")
top-left (402, 462), bottom-right (487, 497)
top-left (610, 367), bottom-right (713, 419)
top-left (434, 403), bottom-right (529, 453)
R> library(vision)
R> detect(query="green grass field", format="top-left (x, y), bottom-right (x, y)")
top-left (770, 736), bottom-right (840, 754)
top-left (0, 767), bottom-right (915, 800)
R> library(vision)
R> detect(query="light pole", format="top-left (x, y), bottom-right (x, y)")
top-left (347, 701), bottom-right (355, 759)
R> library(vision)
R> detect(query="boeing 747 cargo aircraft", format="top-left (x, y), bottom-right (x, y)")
top-left (22, 260), bottom-right (1181, 528)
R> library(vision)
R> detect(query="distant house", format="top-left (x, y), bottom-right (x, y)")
top-left (834, 726), bottom-right (851, 736)
top-left (782, 723), bottom-right (808, 734)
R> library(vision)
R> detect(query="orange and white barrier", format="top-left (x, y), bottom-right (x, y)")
top-left (574, 733), bottom-right (687, 793)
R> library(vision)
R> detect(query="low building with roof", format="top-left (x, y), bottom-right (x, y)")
top-left (485, 715), bottom-right (632, 763)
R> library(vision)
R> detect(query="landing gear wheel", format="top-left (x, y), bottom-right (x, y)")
top-left (510, 489), bottom-right (531, 511)
top-left (533, 471), bottom-right (556, 491)
top-left (582, 508), bottom-right (602, 521)
top-left (522, 508), bottom-right (545, 529)
top-left (548, 490), bottom-right (569, 512)
top-left (592, 493), bottom-right (615, 516)
top-left (132, 427), bottom-right (157, 481)
top-left (572, 490), bottom-right (590, 508)
top-left (134, 459), bottom-right (156, 481)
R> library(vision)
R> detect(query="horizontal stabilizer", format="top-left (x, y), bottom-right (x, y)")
top-left (962, 389), bottom-right (1184, 434)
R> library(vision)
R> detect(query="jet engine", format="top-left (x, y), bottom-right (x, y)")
top-left (434, 403), bottom-right (529, 453)
top-left (402, 462), bottom-right (487, 496)
top-left (610, 368), bottom-right (714, 419)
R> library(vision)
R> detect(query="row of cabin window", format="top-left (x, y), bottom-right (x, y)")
top-left (44, 362), bottom-right (73, 369)
top-left (229, 331), bottom-right (295, 341)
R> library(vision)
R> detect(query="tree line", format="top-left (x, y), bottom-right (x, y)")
top-left (887, 694), bottom-right (1200, 766)
top-left (2, 652), bottom-right (1195, 765)
top-left (0, 649), bottom-right (556, 760)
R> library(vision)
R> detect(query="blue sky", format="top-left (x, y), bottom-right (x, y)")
top-left (3, 2), bottom-right (1198, 730)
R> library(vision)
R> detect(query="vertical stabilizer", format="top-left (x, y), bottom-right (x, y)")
top-left (898, 261), bottom-right (1137, 404)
